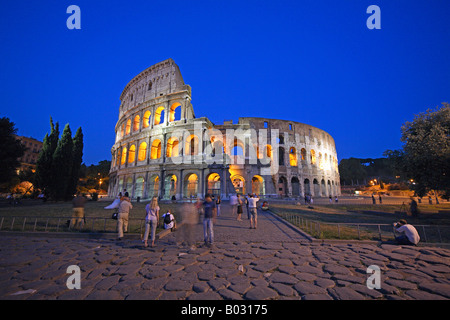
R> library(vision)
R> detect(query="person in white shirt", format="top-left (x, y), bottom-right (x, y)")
top-left (247, 194), bottom-right (260, 229)
top-left (393, 219), bottom-right (420, 246)
top-left (162, 210), bottom-right (176, 231)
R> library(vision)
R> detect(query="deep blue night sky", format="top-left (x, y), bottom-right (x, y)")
top-left (1, 1), bottom-right (449, 165)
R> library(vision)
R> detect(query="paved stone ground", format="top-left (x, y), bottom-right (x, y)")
top-left (0, 203), bottom-right (449, 300)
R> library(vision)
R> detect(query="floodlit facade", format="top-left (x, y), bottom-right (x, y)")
top-left (108, 59), bottom-right (341, 200)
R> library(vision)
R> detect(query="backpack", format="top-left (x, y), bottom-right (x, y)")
top-left (164, 213), bottom-right (172, 225)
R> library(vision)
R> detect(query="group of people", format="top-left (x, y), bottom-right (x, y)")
top-left (229, 193), bottom-right (260, 229)
top-left (111, 192), bottom-right (262, 248)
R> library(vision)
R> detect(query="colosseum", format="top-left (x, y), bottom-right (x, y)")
top-left (108, 59), bottom-right (341, 201)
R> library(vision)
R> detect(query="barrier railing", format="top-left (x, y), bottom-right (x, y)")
top-left (275, 212), bottom-right (450, 243)
top-left (0, 215), bottom-right (148, 234)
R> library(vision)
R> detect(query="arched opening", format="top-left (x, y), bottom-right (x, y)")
top-left (278, 176), bottom-right (288, 197)
top-left (304, 179), bottom-right (311, 195)
top-left (120, 123), bottom-right (125, 138)
top-left (206, 173), bottom-right (221, 196)
top-left (289, 147), bottom-right (297, 166)
top-left (319, 152), bottom-right (323, 170)
top-left (121, 147), bottom-right (127, 165)
top-left (143, 111), bottom-right (151, 128)
top-left (154, 106), bottom-right (165, 125)
top-left (150, 139), bottom-right (161, 159)
top-left (291, 177), bottom-right (300, 196)
top-left (169, 102), bottom-right (181, 122)
top-left (133, 115), bottom-right (140, 132)
top-left (164, 175), bottom-right (177, 199)
top-left (264, 144), bottom-right (272, 158)
top-left (252, 175), bottom-right (265, 195)
top-left (278, 147), bottom-right (285, 166)
top-left (327, 180), bottom-right (332, 196)
top-left (321, 179), bottom-right (326, 196)
top-left (310, 149), bottom-right (316, 165)
top-left (126, 177), bottom-right (133, 195)
top-left (138, 142), bottom-right (147, 162)
top-left (313, 179), bottom-right (320, 196)
top-left (166, 136), bottom-right (180, 157)
top-left (231, 174), bottom-right (245, 194)
top-left (125, 119), bottom-right (131, 135)
top-left (116, 149), bottom-right (121, 167)
top-left (185, 134), bottom-right (199, 156)
top-left (148, 175), bottom-right (159, 198)
top-left (128, 144), bottom-right (136, 163)
top-left (135, 177), bottom-right (144, 199)
top-left (184, 173), bottom-right (198, 198)
top-left (301, 148), bottom-right (307, 161)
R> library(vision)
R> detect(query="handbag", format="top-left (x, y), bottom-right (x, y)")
top-left (112, 212), bottom-right (118, 220)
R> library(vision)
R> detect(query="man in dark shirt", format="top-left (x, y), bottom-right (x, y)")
top-left (203, 194), bottom-right (216, 247)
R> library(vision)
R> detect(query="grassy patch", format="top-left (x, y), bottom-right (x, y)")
top-left (270, 202), bottom-right (450, 242)
top-left (0, 199), bottom-right (185, 235)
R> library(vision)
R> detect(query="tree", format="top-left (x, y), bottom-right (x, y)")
top-left (67, 127), bottom-right (84, 199)
top-left (35, 117), bottom-right (59, 195)
top-left (51, 124), bottom-right (74, 201)
top-left (0, 117), bottom-right (26, 189)
top-left (338, 158), bottom-right (367, 185)
top-left (385, 103), bottom-right (450, 199)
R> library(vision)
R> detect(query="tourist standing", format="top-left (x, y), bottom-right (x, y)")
top-left (248, 194), bottom-right (259, 229)
top-left (245, 194), bottom-right (250, 219)
top-left (143, 197), bottom-right (159, 247)
top-left (236, 194), bottom-right (243, 221)
top-left (216, 196), bottom-right (221, 217)
top-left (117, 192), bottom-right (133, 240)
top-left (202, 194), bottom-right (216, 247)
top-left (70, 193), bottom-right (87, 230)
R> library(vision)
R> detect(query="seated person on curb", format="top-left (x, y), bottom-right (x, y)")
top-left (162, 210), bottom-right (176, 231)
top-left (393, 219), bottom-right (420, 246)
top-left (261, 201), bottom-right (269, 211)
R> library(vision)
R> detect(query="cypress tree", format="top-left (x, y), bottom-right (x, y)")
top-left (67, 127), bottom-right (84, 199)
top-left (51, 124), bottom-right (73, 200)
top-left (35, 117), bottom-right (59, 196)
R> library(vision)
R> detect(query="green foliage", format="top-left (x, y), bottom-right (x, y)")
top-left (0, 117), bottom-right (26, 189)
top-left (35, 117), bottom-right (84, 201)
top-left (51, 124), bottom-right (74, 201)
top-left (385, 103), bottom-right (450, 197)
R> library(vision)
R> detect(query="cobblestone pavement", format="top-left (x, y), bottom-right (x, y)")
top-left (0, 204), bottom-right (449, 300)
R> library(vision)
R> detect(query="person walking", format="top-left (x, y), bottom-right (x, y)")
top-left (70, 193), bottom-right (86, 230)
top-left (180, 202), bottom-right (198, 249)
top-left (117, 192), bottom-right (133, 240)
top-left (143, 197), bottom-right (159, 247)
top-left (202, 194), bottom-right (216, 247)
top-left (236, 194), bottom-right (243, 221)
top-left (248, 194), bottom-right (259, 229)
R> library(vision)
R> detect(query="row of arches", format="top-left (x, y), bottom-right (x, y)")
top-left (113, 170), bottom-right (339, 200)
top-left (115, 172), bottom-right (265, 200)
top-left (117, 102), bottom-right (183, 140)
top-left (113, 134), bottom-right (338, 172)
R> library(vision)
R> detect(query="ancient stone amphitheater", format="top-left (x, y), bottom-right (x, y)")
top-left (108, 59), bottom-right (340, 200)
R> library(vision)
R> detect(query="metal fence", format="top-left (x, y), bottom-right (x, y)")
top-left (277, 212), bottom-right (450, 243)
top-left (0, 215), bottom-right (147, 234)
